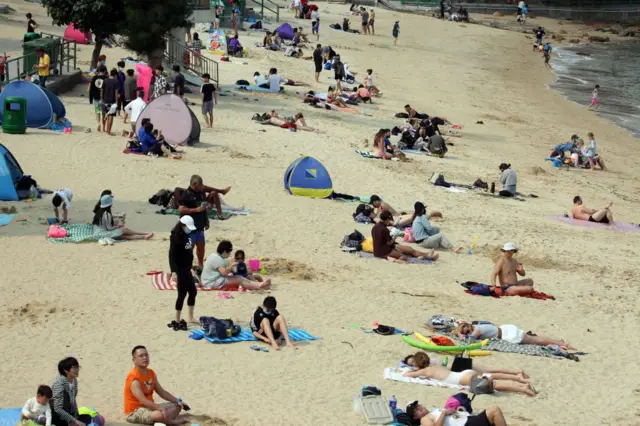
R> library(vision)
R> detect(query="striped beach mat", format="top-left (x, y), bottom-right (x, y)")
top-left (189, 328), bottom-right (318, 343)
top-left (149, 272), bottom-right (238, 291)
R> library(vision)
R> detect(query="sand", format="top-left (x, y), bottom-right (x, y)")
top-left (1, 2), bottom-right (640, 425)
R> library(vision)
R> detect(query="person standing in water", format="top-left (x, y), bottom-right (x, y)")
top-left (587, 84), bottom-right (600, 111)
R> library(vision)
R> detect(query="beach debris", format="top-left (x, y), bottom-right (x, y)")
top-left (0, 206), bottom-right (17, 214)
top-left (391, 291), bottom-right (435, 298)
top-left (492, 11), bottom-right (503, 17)
top-left (588, 35), bottom-right (610, 43)
top-left (569, 39), bottom-right (581, 44)
top-left (619, 29), bottom-right (636, 37)
top-left (341, 341), bottom-right (354, 349)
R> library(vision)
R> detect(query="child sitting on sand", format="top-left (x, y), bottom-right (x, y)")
top-left (52, 188), bottom-right (73, 224)
top-left (21, 385), bottom-right (52, 426)
top-left (490, 242), bottom-right (534, 296)
top-left (232, 250), bottom-right (263, 282)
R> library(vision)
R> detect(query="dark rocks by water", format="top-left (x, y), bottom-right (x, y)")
top-left (588, 35), bottom-right (610, 42)
top-left (619, 29), bottom-right (636, 37)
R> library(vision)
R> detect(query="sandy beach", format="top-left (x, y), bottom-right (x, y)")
top-left (1, 2), bottom-right (640, 425)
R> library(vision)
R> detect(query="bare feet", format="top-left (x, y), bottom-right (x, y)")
top-left (452, 247), bottom-right (464, 254)
top-left (287, 341), bottom-right (298, 349)
top-left (271, 341), bottom-right (280, 351)
top-left (525, 383), bottom-right (538, 397)
top-left (144, 233), bottom-right (154, 240)
top-left (260, 279), bottom-right (272, 289)
top-left (222, 186), bottom-right (231, 195)
top-left (97, 125), bottom-right (101, 132)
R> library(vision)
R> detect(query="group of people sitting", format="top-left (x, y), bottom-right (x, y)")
top-left (129, 118), bottom-right (182, 159)
top-left (549, 133), bottom-right (606, 171)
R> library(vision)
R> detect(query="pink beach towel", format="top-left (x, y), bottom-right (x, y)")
top-left (148, 271), bottom-right (238, 291)
top-left (551, 216), bottom-right (640, 232)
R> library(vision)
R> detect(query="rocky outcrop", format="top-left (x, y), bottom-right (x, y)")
top-left (588, 35), bottom-right (610, 42)
top-left (619, 29), bottom-right (636, 37)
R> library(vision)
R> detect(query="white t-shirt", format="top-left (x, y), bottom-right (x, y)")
top-left (311, 10), bottom-right (320, 21)
top-left (201, 253), bottom-right (227, 286)
top-left (518, 1), bottom-right (525, 8)
top-left (124, 98), bottom-right (147, 123)
top-left (268, 74), bottom-right (284, 92)
top-left (294, 0), bottom-right (301, 7)
top-left (430, 410), bottom-right (468, 426)
top-left (54, 188), bottom-right (73, 208)
top-left (284, 46), bottom-right (295, 57)
top-left (254, 74), bottom-right (268, 86)
top-left (22, 397), bottom-right (52, 426)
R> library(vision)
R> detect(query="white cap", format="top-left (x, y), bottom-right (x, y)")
top-left (180, 215), bottom-right (197, 231)
top-left (502, 242), bottom-right (518, 252)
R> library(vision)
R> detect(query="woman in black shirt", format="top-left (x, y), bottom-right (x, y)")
top-left (168, 216), bottom-right (197, 331)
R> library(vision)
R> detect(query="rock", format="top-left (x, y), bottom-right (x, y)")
top-left (609, 28), bottom-right (620, 35)
top-left (492, 11), bottom-right (503, 17)
top-left (582, 32), bottom-right (590, 37)
top-left (619, 29), bottom-right (636, 37)
top-left (559, 30), bottom-right (567, 34)
top-left (552, 34), bottom-right (565, 42)
top-left (569, 38), bottom-right (581, 43)
top-left (589, 35), bottom-right (610, 42)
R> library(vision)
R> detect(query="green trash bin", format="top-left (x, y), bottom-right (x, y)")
top-left (2, 97), bottom-right (27, 134)
top-left (23, 32), bottom-right (41, 43)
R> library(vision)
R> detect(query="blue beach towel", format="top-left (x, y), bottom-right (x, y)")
top-left (189, 328), bottom-right (318, 343)
top-left (0, 214), bottom-right (15, 226)
top-left (0, 408), bottom-right (22, 426)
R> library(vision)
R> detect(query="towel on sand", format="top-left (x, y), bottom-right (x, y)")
top-left (461, 281), bottom-right (555, 300)
top-left (384, 367), bottom-right (468, 390)
top-left (149, 271), bottom-right (238, 291)
top-left (356, 149), bottom-right (382, 159)
top-left (358, 251), bottom-right (433, 265)
top-left (189, 328), bottom-right (318, 343)
top-left (0, 214), bottom-right (15, 226)
top-left (160, 207), bottom-right (250, 219)
top-left (551, 216), bottom-right (640, 232)
top-left (46, 224), bottom-right (106, 243)
top-left (0, 408), bottom-right (22, 426)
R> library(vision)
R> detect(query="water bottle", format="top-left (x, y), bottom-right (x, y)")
top-left (389, 395), bottom-right (397, 411)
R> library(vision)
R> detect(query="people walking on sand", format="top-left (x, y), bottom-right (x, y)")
top-left (491, 242), bottom-right (534, 296)
top-left (250, 296), bottom-right (297, 351)
top-left (313, 44), bottom-right (323, 83)
top-left (392, 21), bottom-right (400, 44)
top-left (178, 175), bottom-right (209, 269)
top-left (200, 73), bottom-right (217, 128)
top-left (571, 196), bottom-right (614, 225)
top-left (587, 84), bottom-right (599, 111)
top-left (361, 7), bottom-right (369, 34)
top-left (543, 42), bottom-right (552, 67)
top-left (168, 216), bottom-right (198, 331)
top-left (124, 346), bottom-right (191, 425)
top-left (368, 9), bottom-right (376, 34)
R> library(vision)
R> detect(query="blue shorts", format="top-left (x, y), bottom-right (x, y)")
top-left (190, 230), bottom-right (205, 245)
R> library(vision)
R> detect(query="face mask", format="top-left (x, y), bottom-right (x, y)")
top-left (183, 226), bottom-right (192, 234)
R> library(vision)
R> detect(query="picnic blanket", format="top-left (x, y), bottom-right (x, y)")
top-left (551, 216), bottom-right (640, 232)
top-left (160, 207), bottom-right (251, 219)
top-left (383, 367), bottom-right (468, 390)
top-left (189, 327), bottom-right (318, 343)
top-left (357, 251), bottom-right (433, 265)
top-left (461, 281), bottom-right (555, 300)
top-left (356, 149), bottom-right (381, 159)
top-left (0, 408), bottom-right (21, 426)
top-left (0, 214), bottom-right (15, 226)
top-left (149, 271), bottom-right (238, 291)
top-left (482, 339), bottom-right (572, 360)
top-left (45, 224), bottom-right (105, 244)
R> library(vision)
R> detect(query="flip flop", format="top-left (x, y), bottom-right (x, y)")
top-left (250, 345), bottom-right (261, 351)
top-left (259, 346), bottom-right (270, 352)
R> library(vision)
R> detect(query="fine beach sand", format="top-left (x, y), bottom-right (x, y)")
top-left (1, 2), bottom-right (640, 425)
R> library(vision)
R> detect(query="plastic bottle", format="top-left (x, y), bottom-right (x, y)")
top-left (389, 395), bottom-right (397, 411)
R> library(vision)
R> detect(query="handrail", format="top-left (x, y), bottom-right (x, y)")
top-left (164, 36), bottom-right (219, 85)
top-left (1, 33), bottom-right (76, 83)
top-left (247, 0), bottom-right (280, 22)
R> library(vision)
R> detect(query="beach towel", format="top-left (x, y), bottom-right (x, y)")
top-left (189, 327), bottom-right (318, 343)
top-left (235, 85), bottom-right (284, 93)
top-left (384, 367), bottom-right (468, 390)
top-left (0, 214), bottom-right (15, 226)
top-left (160, 207), bottom-right (250, 219)
top-left (482, 339), bottom-right (569, 360)
top-left (357, 251), bottom-right (433, 265)
top-left (551, 216), bottom-right (640, 232)
top-left (355, 149), bottom-right (381, 159)
top-left (149, 272), bottom-right (238, 291)
top-left (45, 224), bottom-right (104, 244)
top-left (0, 408), bottom-right (22, 426)
top-left (460, 281), bottom-right (555, 300)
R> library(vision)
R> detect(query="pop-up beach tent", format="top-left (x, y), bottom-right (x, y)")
top-left (284, 156), bottom-right (333, 198)
top-left (276, 23), bottom-right (295, 40)
top-left (135, 94), bottom-right (200, 145)
top-left (63, 24), bottom-right (92, 44)
top-left (0, 143), bottom-right (24, 201)
top-left (0, 81), bottom-right (66, 128)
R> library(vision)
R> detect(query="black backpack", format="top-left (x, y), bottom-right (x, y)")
top-left (353, 203), bottom-right (374, 219)
top-left (200, 317), bottom-right (241, 339)
top-left (15, 175), bottom-right (37, 191)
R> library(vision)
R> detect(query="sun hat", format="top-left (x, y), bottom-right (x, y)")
top-left (179, 215), bottom-right (197, 231)
top-left (99, 194), bottom-right (114, 208)
top-left (502, 242), bottom-right (518, 252)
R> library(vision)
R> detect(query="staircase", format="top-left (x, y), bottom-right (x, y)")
top-left (164, 36), bottom-right (219, 87)
top-left (246, 0), bottom-right (281, 22)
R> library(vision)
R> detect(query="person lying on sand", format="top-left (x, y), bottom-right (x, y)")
top-left (124, 345), bottom-right (191, 425)
top-left (406, 400), bottom-right (508, 426)
top-left (372, 210), bottom-right (439, 263)
top-left (403, 352), bottom-right (536, 396)
top-left (327, 86), bottom-right (350, 108)
top-left (201, 240), bottom-right (271, 290)
top-left (282, 77), bottom-right (310, 86)
top-left (250, 296), bottom-right (297, 351)
top-left (259, 112), bottom-right (319, 132)
top-left (405, 104), bottom-right (428, 121)
top-left (412, 202), bottom-right (463, 253)
top-left (455, 322), bottom-right (574, 349)
top-left (490, 242), bottom-right (534, 296)
top-left (571, 196), bottom-right (614, 225)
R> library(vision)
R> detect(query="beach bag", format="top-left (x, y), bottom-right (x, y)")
top-left (361, 386), bottom-right (382, 397)
top-left (48, 225), bottom-right (68, 238)
top-left (353, 203), bottom-right (374, 219)
top-left (200, 316), bottom-right (241, 339)
top-left (469, 377), bottom-right (494, 399)
top-left (427, 314), bottom-right (456, 332)
top-left (15, 175), bottom-right (37, 191)
top-left (395, 112), bottom-right (409, 119)
top-left (361, 237), bottom-right (374, 253)
top-left (236, 79), bottom-right (251, 86)
top-left (445, 393), bottom-right (473, 414)
top-left (451, 350), bottom-right (473, 372)
top-left (403, 227), bottom-right (415, 242)
top-left (461, 281), bottom-right (495, 297)
top-left (126, 139), bottom-right (142, 152)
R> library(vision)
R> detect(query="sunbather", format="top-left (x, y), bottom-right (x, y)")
top-left (406, 401), bottom-right (508, 426)
top-left (490, 242), bottom-right (534, 296)
top-left (372, 210), bottom-right (439, 263)
top-left (259, 112), bottom-right (318, 132)
top-left (250, 296), bottom-right (296, 351)
top-left (92, 194), bottom-right (153, 241)
top-left (454, 322), bottom-right (573, 349)
top-left (412, 202), bottom-right (462, 253)
top-left (571, 196), bottom-right (614, 225)
top-left (327, 86), bottom-right (349, 108)
top-left (405, 104), bottom-right (428, 121)
top-left (403, 352), bottom-right (536, 396)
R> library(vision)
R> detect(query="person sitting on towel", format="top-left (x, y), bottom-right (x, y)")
top-left (201, 240), bottom-right (272, 291)
top-left (406, 400), bottom-right (508, 426)
top-left (414, 134), bottom-right (448, 156)
top-left (403, 351), bottom-right (536, 397)
top-left (372, 210), bottom-right (439, 263)
top-left (253, 71), bottom-right (269, 89)
top-left (412, 202), bottom-right (462, 253)
top-left (571, 196), bottom-right (614, 225)
top-left (250, 296), bottom-right (296, 351)
top-left (491, 242), bottom-right (534, 296)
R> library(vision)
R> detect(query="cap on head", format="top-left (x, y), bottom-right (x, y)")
top-left (502, 242), bottom-right (518, 252)
top-left (180, 215), bottom-right (197, 230)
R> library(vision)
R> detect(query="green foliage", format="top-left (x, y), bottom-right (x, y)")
top-left (121, 0), bottom-right (194, 55)
top-left (40, 0), bottom-right (125, 38)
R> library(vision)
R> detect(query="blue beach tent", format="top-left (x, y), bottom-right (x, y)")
top-left (0, 143), bottom-right (24, 201)
top-left (0, 81), bottom-right (66, 128)
top-left (284, 156), bottom-right (333, 198)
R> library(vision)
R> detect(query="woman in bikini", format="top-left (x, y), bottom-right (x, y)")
top-left (403, 352), bottom-right (536, 397)
top-left (455, 322), bottom-right (574, 349)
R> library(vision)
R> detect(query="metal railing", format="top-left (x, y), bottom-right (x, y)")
top-left (248, 0), bottom-right (281, 21)
top-left (1, 32), bottom-right (76, 83)
top-left (164, 36), bottom-right (219, 84)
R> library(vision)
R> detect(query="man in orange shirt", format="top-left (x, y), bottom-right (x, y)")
top-left (124, 346), bottom-right (191, 425)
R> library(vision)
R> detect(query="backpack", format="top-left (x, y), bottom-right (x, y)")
top-left (341, 229), bottom-right (365, 251)
top-left (236, 79), bottom-right (251, 86)
top-left (15, 175), bottom-right (37, 191)
top-left (460, 281), bottom-right (497, 297)
top-left (126, 139), bottom-right (142, 152)
top-left (200, 316), bottom-right (241, 339)
top-left (353, 203), bottom-right (374, 219)
top-left (445, 392), bottom-right (473, 413)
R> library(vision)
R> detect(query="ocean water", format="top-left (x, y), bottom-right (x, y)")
top-left (549, 41), bottom-right (640, 138)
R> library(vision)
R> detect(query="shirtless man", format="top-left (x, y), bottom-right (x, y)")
top-left (491, 242), bottom-right (534, 296)
top-left (403, 352), bottom-right (535, 397)
top-left (571, 196), bottom-right (614, 225)
top-left (404, 104), bottom-right (428, 122)
top-left (406, 401), bottom-right (508, 426)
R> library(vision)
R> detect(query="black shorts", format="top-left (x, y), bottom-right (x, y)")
top-left (589, 215), bottom-right (609, 224)
top-left (335, 74), bottom-right (344, 81)
top-left (465, 411), bottom-right (490, 426)
top-left (315, 61), bottom-right (322, 73)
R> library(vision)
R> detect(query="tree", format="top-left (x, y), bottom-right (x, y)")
top-left (40, 0), bottom-right (126, 69)
top-left (121, 0), bottom-right (194, 69)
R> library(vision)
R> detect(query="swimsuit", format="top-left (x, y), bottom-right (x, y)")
top-left (589, 215), bottom-right (609, 224)
top-left (443, 369), bottom-right (475, 386)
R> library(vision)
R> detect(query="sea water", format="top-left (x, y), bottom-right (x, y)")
top-left (549, 40), bottom-right (640, 138)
